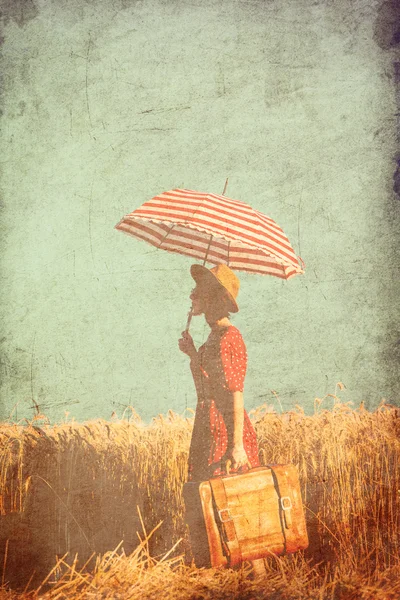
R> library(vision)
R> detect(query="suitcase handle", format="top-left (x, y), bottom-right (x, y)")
top-left (225, 458), bottom-right (252, 475)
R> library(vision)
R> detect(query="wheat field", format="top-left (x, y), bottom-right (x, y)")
top-left (0, 391), bottom-right (399, 599)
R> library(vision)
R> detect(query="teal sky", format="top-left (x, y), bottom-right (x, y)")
top-left (1, 0), bottom-right (399, 423)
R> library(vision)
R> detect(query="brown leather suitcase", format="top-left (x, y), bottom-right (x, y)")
top-left (183, 464), bottom-right (308, 568)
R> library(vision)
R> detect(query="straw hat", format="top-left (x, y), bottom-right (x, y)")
top-left (190, 263), bottom-right (240, 313)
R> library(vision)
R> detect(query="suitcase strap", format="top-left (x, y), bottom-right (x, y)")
top-left (269, 466), bottom-right (293, 530)
top-left (209, 477), bottom-right (242, 566)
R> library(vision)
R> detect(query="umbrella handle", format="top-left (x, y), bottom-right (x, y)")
top-left (185, 307), bottom-right (194, 332)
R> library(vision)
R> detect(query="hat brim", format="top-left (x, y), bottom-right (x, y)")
top-left (190, 264), bottom-right (239, 313)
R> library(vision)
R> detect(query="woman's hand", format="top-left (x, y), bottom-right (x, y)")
top-left (178, 330), bottom-right (197, 360)
top-left (230, 444), bottom-right (251, 471)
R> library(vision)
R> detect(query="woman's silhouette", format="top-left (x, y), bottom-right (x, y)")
top-left (179, 264), bottom-right (267, 576)
top-left (179, 264), bottom-right (260, 481)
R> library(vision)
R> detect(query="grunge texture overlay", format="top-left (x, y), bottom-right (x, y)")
top-left (0, 0), bottom-right (399, 422)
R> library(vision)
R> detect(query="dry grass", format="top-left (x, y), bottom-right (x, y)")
top-left (0, 391), bottom-right (399, 598)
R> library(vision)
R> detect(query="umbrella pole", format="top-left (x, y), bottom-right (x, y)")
top-left (187, 178), bottom-right (227, 332)
top-left (185, 307), bottom-right (194, 332)
top-left (202, 234), bottom-right (213, 266)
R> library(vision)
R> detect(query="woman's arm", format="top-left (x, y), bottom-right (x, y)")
top-left (220, 331), bottom-right (249, 470)
top-left (230, 390), bottom-right (250, 469)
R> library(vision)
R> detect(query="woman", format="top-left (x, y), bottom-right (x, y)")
top-left (178, 263), bottom-right (260, 482)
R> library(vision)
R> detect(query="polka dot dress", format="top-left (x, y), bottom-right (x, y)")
top-left (188, 326), bottom-right (260, 481)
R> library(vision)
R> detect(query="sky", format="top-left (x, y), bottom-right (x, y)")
top-left (1, 0), bottom-right (399, 423)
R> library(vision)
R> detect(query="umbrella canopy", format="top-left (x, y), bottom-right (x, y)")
top-left (115, 188), bottom-right (304, 279)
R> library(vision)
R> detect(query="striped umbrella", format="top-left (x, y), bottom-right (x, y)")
top-left (115, 188), bottom-right (304, 280)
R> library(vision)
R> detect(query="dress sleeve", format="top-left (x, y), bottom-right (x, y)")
top-left (220, 328), bottom-right (248, 392)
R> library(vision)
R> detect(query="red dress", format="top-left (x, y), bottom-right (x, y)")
top-left (188, 325), bottom-right (260, 481)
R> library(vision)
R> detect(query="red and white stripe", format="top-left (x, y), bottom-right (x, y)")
top-left (115, 189), bottom-right (304, 279)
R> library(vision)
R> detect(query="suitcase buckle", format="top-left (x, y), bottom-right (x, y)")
top-left (281, 496), bottom-right (292, 510)
top-left (218, 508), bottom-right (243, 522)
top-left (218, 508), bottom-right (232, 523)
